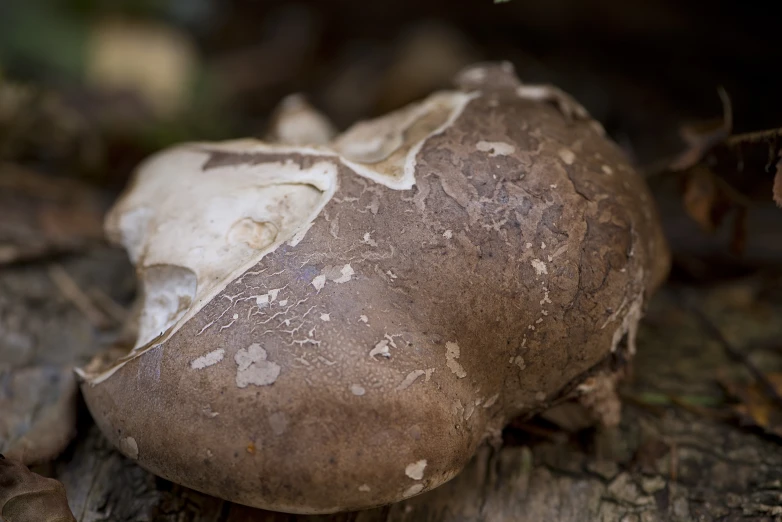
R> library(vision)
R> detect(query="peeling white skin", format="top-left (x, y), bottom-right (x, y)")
top-left (94, 147), bottom-right (339, 382)
top-left (403, 484), bottom-right (425, 497)
top-left (83, 87), bottom-right (477, 384)
top-left (234, 343), bottom-right (281, 388)
top-left (531, 258), bottom-right (548, 276)
top-left (335, 91), bottom-right (479, 190)
top-left (405, 460), bottom-right (427, 480)
top-left (445, 341), bottom-right (467, 378)
top-left (190, 348), bottom-right (225, 370)
top-left (135, 265), bottom-right (198, 348)
top-left (119, 436), bottom-right (139, 460)
top-left (287, 222), bottom-right (313, 247)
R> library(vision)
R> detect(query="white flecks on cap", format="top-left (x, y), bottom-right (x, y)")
top-left (405, 460), bottom-right (427, 480)
top-left (234, 343), bottom-right (281, 388)
top-left (558, 148), bottom-right (576, 165)
top-left (332, 264), bottom-right (354, 283)
top-left (445, 341), bottom-right (467, 378)
top-left (476, 140), bottom-right (515, 157)
top-left (403, 484), bottom-right (425, 497)
top-left (311, 274), bottom-right (326, 291)
top-left (369, 339), bottom-right (391, 359)
top-left (190, 348), bottom-right (225, 370)
top-left (483, 393), bottom-right (500, 408)
top-left (531, 259), bottom-right (548, 276)
top-left (396, 370), bottom-right (426, 391)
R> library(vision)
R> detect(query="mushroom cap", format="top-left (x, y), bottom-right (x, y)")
top-left (80, 63), bottom-right (669, 513)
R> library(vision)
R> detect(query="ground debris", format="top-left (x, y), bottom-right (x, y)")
top-left (0, 163), bottom-right (106, 265)
top-left (721, 373), bottom-right (782, 439)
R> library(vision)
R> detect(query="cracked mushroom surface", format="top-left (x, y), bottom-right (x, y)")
top-left (78, 62), bottom-right (669, 514)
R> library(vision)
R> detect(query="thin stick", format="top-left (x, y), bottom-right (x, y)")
top-left (725, 127), bottom-right (782, 148)
top-left (48, 264), bottom-right (114, 329)
top-left (87, 287), bottom-right (129, 325)
top-left (685, 299), bottom-right (782, 411)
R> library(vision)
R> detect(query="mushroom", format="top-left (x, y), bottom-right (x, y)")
top-left (78, 62), bottom-right (669, 514)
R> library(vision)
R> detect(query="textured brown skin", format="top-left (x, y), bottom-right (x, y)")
top-left (82, 67), bottom-right (669, 513)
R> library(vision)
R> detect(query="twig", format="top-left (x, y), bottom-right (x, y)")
top-left (48, 264), bottom-right (114, 329)
top-left (725, 127), bottom-right (782, 148)
top-left (684, 298), bottom-right (782, 411)
top-left (87, 287), bottom-right (129, 325)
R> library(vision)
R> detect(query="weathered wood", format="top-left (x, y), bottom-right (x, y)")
top-left (3, 246), bottom-right (782, 521)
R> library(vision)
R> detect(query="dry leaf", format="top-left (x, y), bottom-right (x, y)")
top-left (0, 455), bottom-right (76, 522)
top-left (681, 166), bottom-right (722, 231)
top-left (0, 367), bottom-right (78, 466)
top-left (721, 373), bottom-right (782, 438)
top-left (666, 87), bottom-right (782, 214)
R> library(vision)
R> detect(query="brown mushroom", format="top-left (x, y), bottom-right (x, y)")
top-left (78, 62), bottom-right (669, 513)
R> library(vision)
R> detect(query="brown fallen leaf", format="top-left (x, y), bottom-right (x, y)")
top-left (0, 366), bottom-right (78, 466)
top-left (677, 164), bottom-right (749, 255)
top-left (721, 373), bottom-right (782, 438)
top-left (0, 455), bottom-right (76, 522)
top-left (681, 165), bottom-right (725, 232)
